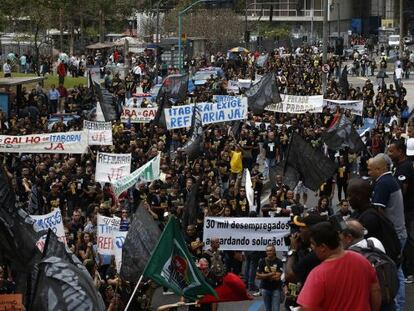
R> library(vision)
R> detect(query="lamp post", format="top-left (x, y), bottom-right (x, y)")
top-left (244, 2), bottom-right (259, 46)
top-left (178, 0), bottom-right (214, 71)
top-left (322, 0), bottom-right (328, 95)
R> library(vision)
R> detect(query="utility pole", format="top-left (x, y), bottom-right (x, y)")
top-left (337, 1), bottom-right (340, 37)
top-left (399, 0), bottom-right (403, 55)
top-left (310, 0), bottom-right (314, 44)
top-left (322, 0), bottom-right (328, 95)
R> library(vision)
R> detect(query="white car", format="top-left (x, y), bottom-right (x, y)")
top-left (388, 35), bottom-right (400, 47)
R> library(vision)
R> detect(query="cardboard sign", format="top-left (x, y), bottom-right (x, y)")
top-left (0, 294), bottom-right (23, 311)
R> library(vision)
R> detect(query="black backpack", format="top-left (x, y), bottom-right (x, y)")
top-left (350, 239), bottom-right (399, 305)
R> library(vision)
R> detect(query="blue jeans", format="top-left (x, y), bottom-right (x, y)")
top-left (262, 288), bottom-right (281, 311)
top-left (395, 237), bottom-right (406, 311)
top-left (244, 254), bottom-right (259, 290)
top-left (264, 158), bottom-right (276, 179)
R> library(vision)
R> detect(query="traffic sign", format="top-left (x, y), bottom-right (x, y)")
top-left (321, 64), bottom-right (330, 73)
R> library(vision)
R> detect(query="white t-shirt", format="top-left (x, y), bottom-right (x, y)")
top-left (395, 67), bottom-right (403, 79)
top-left (352, 237), bottom-right (386, 254)
top-left (3, 63), bottom-right (11, 74)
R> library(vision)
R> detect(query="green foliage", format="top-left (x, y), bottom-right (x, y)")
top-left (259, 23), bottom-right (291, 39)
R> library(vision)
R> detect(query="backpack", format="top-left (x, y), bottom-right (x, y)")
top-left (350, 239), bottom-right (399, 304)
top-left (204, 250), bottom-right (226, 278)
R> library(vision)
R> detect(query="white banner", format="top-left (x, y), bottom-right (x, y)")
top-left (227, 80), bottom-right (240, 94)
top-left (125, 95), bottom-right (153, 107)
top-left (97, 215), bottom-right (121, 255)
top-left (0, 131), bottom-right (88, 154)
top-left (95, 152), bottom-right (131, 183)
top-left (112, 153), bottom-right (161, 197)
top-left (83, 120), bottom-right (113, 146)
top-left (265, 95), bottom-right (324, 114)
top-left (324, 99), bottom-right (363, 116)
top-left (164, 96), bottom-right (248, 130)
top-left (203, 217), bottom-right (290, 251)
top-left (120, 107), bottom-right (158, 123)
top-left (112, 230), bottom-right (128, 273)
top-left (32, 208), bottom-right (66, 251)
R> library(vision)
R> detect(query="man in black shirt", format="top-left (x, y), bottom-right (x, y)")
top-left (347, 178), bottom-right (401, 265)
top-left (256, 245), bottom-right (283, 311)
top-left (388, 141), bottom-right (414, 282)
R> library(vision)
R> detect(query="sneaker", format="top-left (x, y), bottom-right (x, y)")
top-left (163, 290), bottom-right (175, 295)
top-left (405, 275), bottom-right (414, 284)
top-left (252, 290), bottom-right (262, 297)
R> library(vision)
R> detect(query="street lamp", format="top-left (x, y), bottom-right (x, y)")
top-left (178, 0), bottom-right (215, 71)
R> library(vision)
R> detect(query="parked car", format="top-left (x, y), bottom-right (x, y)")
top-left (192, 67), bottom-right (224, 86)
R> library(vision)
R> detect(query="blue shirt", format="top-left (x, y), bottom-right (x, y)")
top-left (372, 172), bottom-right (407, 240)
top-left (48, 89), bottom-right (60, 101)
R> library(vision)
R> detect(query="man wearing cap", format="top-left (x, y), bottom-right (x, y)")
top-left (284, 214), bottom-right (325, 309)
top-left (388, 141), bottom-right (414, 284)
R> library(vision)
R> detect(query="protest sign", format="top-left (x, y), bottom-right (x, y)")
top-left (120, 107), bottom-right (157, 123)
top-left (97, 215), bottom-right (121, 255)
top-left (324, 99), bottom-right (363, 116)
top-left (164, 97), bottom-right (248, 130)
top-left (0, 294), bottom-right (23, 311)
top-left (0, 131), bottom-right (88, 154)
top-left (227, 80), bottom-right (240, 94)
top-left (357, 118), bottom-right (376, 136)
top-left (201, 97), bottom-right (247, 125)
top-left (265, 95), bottom-right (324, 114)
top-left (113, 230), bottom-right (128, 273)
top-left (95, 152), bottom-right (131, 183)
top-left (32, 208), bottom-right (66, 251)
top-left (112, 153), bottom-right (161, 197)
top-left (83, 120), bottom-right (113, 146)
top-left (203, 217), bottom-right (290, 251)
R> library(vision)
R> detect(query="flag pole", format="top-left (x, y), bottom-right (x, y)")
top-left (124, 274), bottom-right (144, 311)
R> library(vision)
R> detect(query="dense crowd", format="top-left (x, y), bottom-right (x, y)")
top-left (0, 41), bottom-right (414, 311)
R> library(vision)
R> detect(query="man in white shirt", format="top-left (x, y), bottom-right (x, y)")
top-left (3, 60), bottom-right (12, 77)
top-left (341, 219), bottom-right (386, 253)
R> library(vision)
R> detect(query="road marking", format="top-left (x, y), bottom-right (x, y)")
top-left (248, 301), bottom-right (264, 311)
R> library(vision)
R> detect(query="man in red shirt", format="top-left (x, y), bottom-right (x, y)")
top-left (297, 222), bottom-right (382, 311)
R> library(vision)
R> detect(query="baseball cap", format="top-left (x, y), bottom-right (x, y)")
top-left (407, 138), bottom-right (414, 156)
top-left (292, 214), bottom-right (326, 227)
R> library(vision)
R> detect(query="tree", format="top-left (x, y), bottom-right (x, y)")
top-left (164, 8), bottom-right (243, 53)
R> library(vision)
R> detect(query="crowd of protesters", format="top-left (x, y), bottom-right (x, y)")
top-left (0, 40), bottom-right (413, 311)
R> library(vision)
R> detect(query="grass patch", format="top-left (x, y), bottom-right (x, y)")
top-left (2, 72), bottom-right (87, 90)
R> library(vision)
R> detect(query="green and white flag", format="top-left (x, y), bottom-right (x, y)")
top-left (143, 217), bottom-right (217, 300)
top-left (112, 153), bottom-right (160, 197)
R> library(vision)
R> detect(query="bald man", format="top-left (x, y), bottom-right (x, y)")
top-left (341, 219), bottom-right (386, 253)
top-left (367, 154), bottom-right (407, 311)
top-left (367, 154), bottom-right (406, 242)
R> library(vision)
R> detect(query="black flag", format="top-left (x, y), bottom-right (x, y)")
top-left (152, 95), bottom-right (172, 128)
top-left (322, 114), bottom-right (365, 153)
top-left (182, 179), bottom-right (202, 229)
top-left (93, 82), bottom-right (121, 121)
top-left (156, 74), bottom-right (188, 103)
top-left (120, 204), bottom-right (162, 283)
top-left (283, 133), bottom-right (338, 191)
top-left (180, 104), bottom-right (203, 161)
top-left (245, 73), bottom-right (281, 114)
top-left (339, 66), bottom-right (349, 98)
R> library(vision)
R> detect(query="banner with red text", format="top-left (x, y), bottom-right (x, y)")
top-left (95, 152), bottom-right (131, 183)
top-left (97, 215), bottom-right (121, 255)
top-left (83, 120), bottom-right (113, 146)
top-left (120, 107), bottom-right (157, 123)
top-left (0, 131), bottom-right (88, 154)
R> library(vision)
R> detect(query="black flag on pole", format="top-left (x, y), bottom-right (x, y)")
top-left (180, 104), bottom-right (203, 161)
top-left (283, 133), bottom-right (338, 191)
top-left (156, 74), bottom-right (188, 103)
top-left (120, 204), bottom-right (162, 283)
top-left (322, 114), bottom-right (365, 153)
top-left (245, 72), bottom-right (281, 114)
top-left (339, 66), bottom-right (349, 98)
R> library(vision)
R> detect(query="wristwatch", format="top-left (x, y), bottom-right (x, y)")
top-left (287, 249), bottom-right (297, 257)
